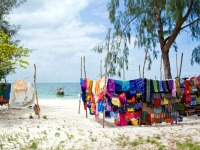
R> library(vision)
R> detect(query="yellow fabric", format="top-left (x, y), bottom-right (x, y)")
top-left (164, 98), bottom-right (169, 105)
top-left (127, 108), bottom-right (134, 112)
top-left (95, 80), bottom-right (100, 95)
top-left (131, 119), bottom-right (138, 126)
top-left (112, 98), bottom-right (120, 107)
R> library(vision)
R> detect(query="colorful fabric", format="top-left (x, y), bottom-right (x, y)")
top-left (144, 79), bottom-right (152, 103)
top-left (122, 81), bottom-right (130, 91)
top-left (172, 80), bottom-right (177, 97)
top-left (159, 81), bottom-right (164, 92)
top-left (3, 84), bottom-right (11, 100)
top-left (197, 75), bottom-right (200, 83)
top-left (118, 93), bottom-right (127, 105)
top-left (167, 80), bottom-right (174, 91)
top-left (164, 98), bottom-right (169, 105)
top-left (129, 79), bottom-right (136, 91)
top-left (107, 78), bottom-right (115, 92)
top-left (153, 80), bottom-right (159, 92)
top-left (112, 97), bottom-right (120, 107)
top-left (135, 78), bottom-right (144, 93)
top-left (115, 80), bottom-right (123, 92)
top-left (163, 81), bottom-right (169, 92)
top-left (0, 83), bottom-right (5, 96)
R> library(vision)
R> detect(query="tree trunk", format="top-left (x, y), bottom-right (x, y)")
top-left (162, 51), bottom-right (172, 79)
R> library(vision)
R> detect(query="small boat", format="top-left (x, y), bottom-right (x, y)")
top-left (57, 78), bottom-right (64, 95)
top-left (57, 87), bottom-right (64, 95)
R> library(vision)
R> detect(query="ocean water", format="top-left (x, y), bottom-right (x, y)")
top-left (35, 83), bottom-right (80, 100)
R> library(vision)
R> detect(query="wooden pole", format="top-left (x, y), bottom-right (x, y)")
top-left (123, 58), bottom-right (125, 80)
top-left (176, 53), bottom-right (178, 78)
top-left (100, 60), bottom-right (103, 78)
top-left (179, 53), bottom-right (183, 78)
top-left (142, 47), bottom-right (148, 79)
top-left (83, 56), bottom-right (88, 118)
top-left (160, 55), bottom-right (163, 80)
top-left (103, 28), bottom-right (111, 128)
top-left (34, 64), bottom-right (40, 119)
top-left (139, 65), bottom-right (141, 78)
top-left (78, 57), bottom-right (82, 114)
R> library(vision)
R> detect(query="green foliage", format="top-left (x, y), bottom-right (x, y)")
top-left (0, 0), bottom-right (26, 17)
top-left (0, 30), bottom-right (29, 80)
top-left (176, 141), bottom-right (200, 150)
top-left (94, 0), bottom-right (200, 78)
top-left (191, 45), bottom-right (200, 65)
top-left (0, 0), bottom-right (29, 80)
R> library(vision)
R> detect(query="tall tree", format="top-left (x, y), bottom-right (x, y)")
top-left (106, 0), bottom-right (200, 79)
top-left (0, 30), bottom-right (29, 80)
top-left (0, 0), bottom-right (29, 80)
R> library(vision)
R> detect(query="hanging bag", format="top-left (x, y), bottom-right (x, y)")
top-left (33, 104), bottom-right (40, 115)
top-left (14, 79), bottom-right (27, 92)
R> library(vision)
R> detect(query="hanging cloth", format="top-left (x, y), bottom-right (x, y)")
top-left (115, 80), bottom-right (123, 92)
top-left (122, 81), bottom-right (130, 92)
top-left (135, 78), bottom-right (144, 93)
top-left (3, 83), bottom-right (11, 100)
top-left (172, 80), bottom-right (177, 97)
top-left (176, 78), bottom-right (181, 97)
top-left (153, 80), bottom-right (159, 93)
top-left (107, 78), bottom-right (115, 92)
top-left (159, 80), bottom-right (164, 92)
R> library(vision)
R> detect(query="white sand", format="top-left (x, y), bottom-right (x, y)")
top-left (0, 99), bottom-right (200, 149)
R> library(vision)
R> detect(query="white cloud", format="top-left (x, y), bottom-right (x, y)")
top-left (5, 0), bottom-right (200, 83)
top-left (6, 0), bottom-right (107, 83)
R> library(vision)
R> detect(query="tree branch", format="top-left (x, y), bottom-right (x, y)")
top-left (122, 8), bottom-right (149, 32)
top-left (165, 0), bottom-right (194, 51)
top-left (182, 0), bottom-right (194, 22)
top-left (180, 18), bottom-right (200, 30)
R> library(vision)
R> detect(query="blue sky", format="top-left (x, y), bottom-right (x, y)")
top-left (5, 0), bottom-right (200, 83)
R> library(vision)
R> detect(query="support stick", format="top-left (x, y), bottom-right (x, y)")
top-left (176, 53), bottom-right (178, 77)
top-left (78, 57), bottom-right (82, 114)
top-left (142, 47), bottom-right (148, 79)
top-left (34, 64), bottom-right (40, 119)
top-left (160, 55), bottom-right (163, 80)
top-left (179, 53), bottom-right (183, 78)
top-left (103, 28), bottom-right (111, 128)
top-left (139, 65), bottom-right (141, 78)
top-left (123, 58), bottom-right (125, 80)
top-left (100, 60), bottom-right (102, 78)
top-left (83, 56), bottom-right (88, 118)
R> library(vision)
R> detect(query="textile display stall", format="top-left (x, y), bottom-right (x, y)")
top-left (80, 75), bottom-right (200, 127)
top-left (80, 77), bottom-right (106, 120)
top-left (9, 79), bottom-right (34, 108)
top-left (0, 64), bottom-right (40, 118)
top-left (0, 83), bottom-right (11, 107)
top-left (179, 76), bottom-right (200, 116)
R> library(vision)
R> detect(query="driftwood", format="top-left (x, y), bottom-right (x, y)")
top-left (34, 64), bottom-right (40, 118)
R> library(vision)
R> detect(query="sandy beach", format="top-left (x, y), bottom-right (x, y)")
top-left (0, 99), bottom-right (199, 150)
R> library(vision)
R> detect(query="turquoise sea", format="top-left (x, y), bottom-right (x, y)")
top-left (35, 83), bottom-right (80, 100)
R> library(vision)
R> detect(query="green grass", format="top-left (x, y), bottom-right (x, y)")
top-left (55, 132), bottom-right (60, 137)
top-left (42, 115), bottom-right (47, 119)
top-left (176, 141), bottom-right (200, 150)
